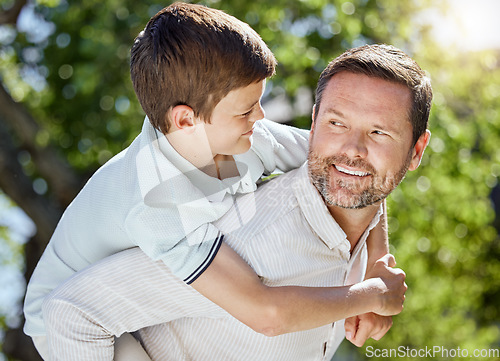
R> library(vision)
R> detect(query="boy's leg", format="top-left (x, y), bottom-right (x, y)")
top-left (114, 333), bottom-right (152, 361)
top-left (32, 335), bottom-right (49, 360)
top-left (42, 247), bottom-right (226, 361)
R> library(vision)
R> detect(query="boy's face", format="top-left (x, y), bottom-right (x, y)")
top-left (203, 80), bottom-right (266, 156)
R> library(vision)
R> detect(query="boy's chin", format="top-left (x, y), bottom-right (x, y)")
top-left (232, 139), bottom-right (252, 155)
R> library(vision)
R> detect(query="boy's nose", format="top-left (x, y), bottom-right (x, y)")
top-left (253, 105), bottom-right (265, 122)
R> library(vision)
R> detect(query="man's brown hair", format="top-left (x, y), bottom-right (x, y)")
top-left (314, 44), bottom-right (432, 145)
top-left (130, 2), bottom-right (277, 134)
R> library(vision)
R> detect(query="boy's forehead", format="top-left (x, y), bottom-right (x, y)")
top-left (217, 80), bottom-right (266, 110)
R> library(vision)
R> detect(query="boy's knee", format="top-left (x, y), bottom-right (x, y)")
top-left (41, 291), bottom-right (73, 327)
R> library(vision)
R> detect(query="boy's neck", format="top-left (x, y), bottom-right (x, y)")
top-left (201, 154), bottom-right (239, 180)
top-left (165, 131), bottom-right (238, 180)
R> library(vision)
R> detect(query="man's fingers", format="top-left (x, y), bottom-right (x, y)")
top-left (344, 316), bottom-right (358, 342)
top-left (370, 316), bottom-right (393, 340)
top-left (349, 318), bottom-right (372, 347)
top-left (346, 313), bottom-right (393, 346)
top-left (371, 327), bottom-right (388, 341)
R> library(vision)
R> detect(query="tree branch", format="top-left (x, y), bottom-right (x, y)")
top-left (0, 116), bottom-right (61, 243)
top-left (0, 83), bottom-right (83, 207)
top-left (4, 326), bottom-right (43, 361)
top-left (0, 0), bottom-right (27, 25)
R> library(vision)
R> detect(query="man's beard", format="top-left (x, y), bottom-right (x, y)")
top-left (308, 151), bottom-right (411, 209)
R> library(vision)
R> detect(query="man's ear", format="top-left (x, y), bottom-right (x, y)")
top-left (170, 105), bottom-right (196, 132)
top-left (310, 104), bottom-right (317, 141)
top-left (409, 129), bottom-right (431, 171)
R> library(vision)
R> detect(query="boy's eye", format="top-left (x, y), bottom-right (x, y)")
top-left (240, 109), bottom-right (253, 117)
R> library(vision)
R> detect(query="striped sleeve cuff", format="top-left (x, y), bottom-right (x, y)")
top-left (183, 233), bottom-right (223, 284)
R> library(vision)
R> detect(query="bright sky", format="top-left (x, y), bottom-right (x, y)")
top-left (426, 0), bottom-right (500, 51)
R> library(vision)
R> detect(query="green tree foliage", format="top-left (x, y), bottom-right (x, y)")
top-left (353, 47), bottom-right (500, 360)
top-left (0, 0), bottom-right (498, 360)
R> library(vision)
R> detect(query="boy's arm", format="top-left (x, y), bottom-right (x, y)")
top-left (191, 242), bottom-right (405, 336)
top-left (251, 119), bottom-right (309, 173)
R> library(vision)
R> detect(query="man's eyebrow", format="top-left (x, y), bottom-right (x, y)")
top-left (322, 107), bottom-right (345, 118)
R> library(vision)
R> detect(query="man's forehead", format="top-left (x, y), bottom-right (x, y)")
top-left (317, 73), bottom-right (413, 135)
top-left (326, 71), bottom-right (409, 94)
top-left (323, 73), bottom-right (411, 111)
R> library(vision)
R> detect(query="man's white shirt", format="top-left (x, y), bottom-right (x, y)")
top-left (133, 163), bottom-right (383, 360)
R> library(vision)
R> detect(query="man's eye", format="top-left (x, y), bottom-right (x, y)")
top-left (372, 130), bottom-right (387, 135)
top-left (330, 121), bottom-right (344, 127)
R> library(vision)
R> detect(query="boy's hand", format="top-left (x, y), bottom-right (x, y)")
top-left (344, 313), bottom-right (393, 347)
top-left (365, 254), bottom-right (407, 316)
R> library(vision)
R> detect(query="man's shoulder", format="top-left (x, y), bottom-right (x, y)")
top-left (256, 167), bottom-right (303, 194)
top-left (225, 168), bottom-right (303, 238)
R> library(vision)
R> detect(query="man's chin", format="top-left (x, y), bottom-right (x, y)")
top-left (325, 190), bottom-right (385, 209)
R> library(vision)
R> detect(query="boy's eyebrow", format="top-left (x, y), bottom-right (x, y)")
top-left (240, 100), bottom-right (259, 112)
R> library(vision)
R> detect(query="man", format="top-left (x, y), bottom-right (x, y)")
top-left (42, 44), bottom-right (431, 360)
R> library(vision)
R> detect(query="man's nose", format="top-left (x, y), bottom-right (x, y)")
top-left (342, 130), bottom-right (368, 159)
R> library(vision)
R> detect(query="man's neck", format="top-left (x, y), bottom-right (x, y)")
top-left (327, 203), bottom-right (380, 252)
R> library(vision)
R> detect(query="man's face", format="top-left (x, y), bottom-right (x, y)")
top-left (308, 71), bottom-right (429, 209)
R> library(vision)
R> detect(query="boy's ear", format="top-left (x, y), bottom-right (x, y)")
top-left (170, 105), bottom-right (196, 131)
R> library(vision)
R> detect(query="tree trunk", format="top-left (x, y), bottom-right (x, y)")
top-left (0, 84), bottom-right (85, 361)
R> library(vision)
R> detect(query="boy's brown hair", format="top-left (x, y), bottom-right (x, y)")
top-left (130, 2), bottom-right (276, 134)
top-left (315, 44), bottom-right (432, 146)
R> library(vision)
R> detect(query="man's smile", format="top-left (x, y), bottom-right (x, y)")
top-left (333, 164), bottom-right (371, 177)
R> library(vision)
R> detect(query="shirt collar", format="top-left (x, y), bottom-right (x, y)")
top-left (138, 117), bottom-right (255, 204)
top-left (135, 119), bottom-right (219, 211)
top-left (292, 162), bottom-right (383, 251)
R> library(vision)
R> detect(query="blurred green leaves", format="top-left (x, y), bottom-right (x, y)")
top-left (375, 47), bottom-right (500, 358)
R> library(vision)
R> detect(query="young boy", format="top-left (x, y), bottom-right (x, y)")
top-left (24, 3), bottom-right (390, 359)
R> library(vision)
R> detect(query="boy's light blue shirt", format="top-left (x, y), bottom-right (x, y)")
top-left (24, 117), bottom-right (309, 337)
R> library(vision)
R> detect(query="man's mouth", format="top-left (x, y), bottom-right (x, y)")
top-left (334, 165), bottom-right (370, 177)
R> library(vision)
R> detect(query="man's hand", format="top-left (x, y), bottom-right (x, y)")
top-left (365, 254), bottom-right (407, 316)
top-left (344, 313), bottom-right (393, 347)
